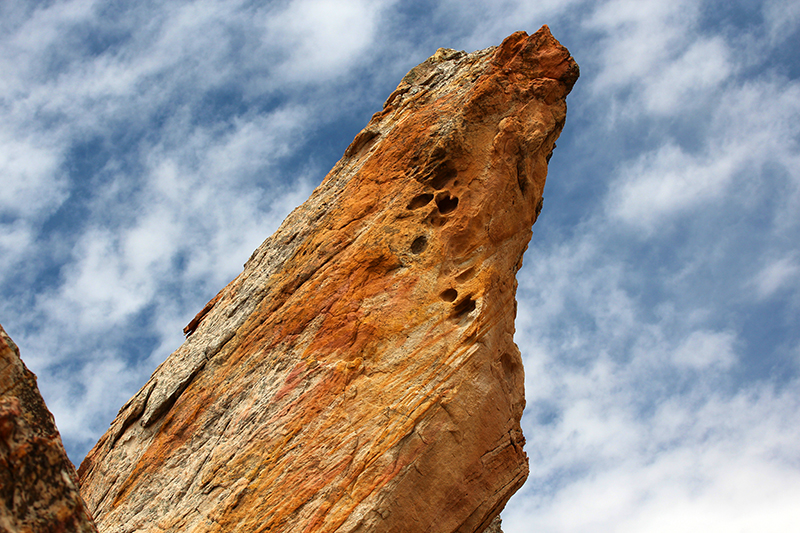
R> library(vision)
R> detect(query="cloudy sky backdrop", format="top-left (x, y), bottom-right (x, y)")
top-left (2, 0), bottom-right (799, 531)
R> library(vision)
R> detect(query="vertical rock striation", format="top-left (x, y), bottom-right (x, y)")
top-left (79, 26), bottom-right (578, 533)
top-left (0, 324), bottom-right (98, 533)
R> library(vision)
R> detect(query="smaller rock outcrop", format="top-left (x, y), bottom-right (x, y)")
top-left (0, 323), bottom-right (97, 533)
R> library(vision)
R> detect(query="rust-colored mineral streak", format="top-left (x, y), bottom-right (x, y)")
top-left (79, 26), bottom-right (578, 533)
top-left (0, 324), bottom-right (98, 533)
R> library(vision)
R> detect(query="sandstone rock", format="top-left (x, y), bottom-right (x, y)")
top-left (79, 26), bottom-right (578, 533)
top-left (0, 324), bottom-right (98, 533)
top-left (482, 516), bottom-right (503, 533)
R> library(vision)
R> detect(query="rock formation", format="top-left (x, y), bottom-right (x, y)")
top-left (78, 26), bottom-right (578, 533)
top-left (0, 324), bottom-right (98, 533)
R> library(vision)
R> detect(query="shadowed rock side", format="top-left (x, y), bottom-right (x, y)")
top-left (0, 324), bottom-right (98, 533)
top-left (79, 26), bottom-right (578, 533)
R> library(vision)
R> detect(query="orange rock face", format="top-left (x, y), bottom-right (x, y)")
top-left (78, 27), bottom-right (578, 533)
top-left (0, 324), bottom-right (98, 533)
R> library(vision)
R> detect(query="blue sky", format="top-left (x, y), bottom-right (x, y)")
top-left (2, 0), bottom-right (799, 531)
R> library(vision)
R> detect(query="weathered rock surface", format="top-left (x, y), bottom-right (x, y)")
top-left (483, 515), bottom-right (503, 533)
top-left (0, 324), bottom-right (98, 533)
top-left (79, 26), bottom-right (578, 533)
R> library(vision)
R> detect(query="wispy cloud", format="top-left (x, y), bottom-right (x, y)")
top-left (753, 254), bottom-right (800, 300)
top-left (260, 0), bottom-right (393, 83)
top-left (505, 378), bottom-right (800, 532)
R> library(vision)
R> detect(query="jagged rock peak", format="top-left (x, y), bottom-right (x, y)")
top-left (79, 26), bottom-right (578, 533)
top-left (0, 324), bottom-right (98, 532)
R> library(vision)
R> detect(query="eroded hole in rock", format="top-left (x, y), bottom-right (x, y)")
top-left (344, 129), bottom-right (379, 157)
top-left (450, 295), bottom-right (476, 319)
top-left (440, 288), bottom-right (458, 302)
top-left (407, 193), bottom-right (434, 210)
top-left (430, 144), bottom-right (446, 161)
top-left (455, 267), bottom-right (475, 283)
top-left (500, 352), bottom-right (517, 377)
top-left (516, 158), bottom-right (528, 194)
top-left (426, 213), bottom-right (448, 227)
top-left (410, 235), bottom-right (428, 254)
top-left (435, 192), bottom-right (459, 214)
top-left (427, 161), bottom-right (457, 190)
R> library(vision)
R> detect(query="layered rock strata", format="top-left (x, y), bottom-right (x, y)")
top-left (0, 324), bottom-right (97, 533)
top-left (79, 26), bottom-right (578, 533)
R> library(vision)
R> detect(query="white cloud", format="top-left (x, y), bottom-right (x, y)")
top-left (41, 228), bottom-right (156, 331)
top-left (424, 0), bottom-right (583, 51)
top-left (261, 0), bottom-right (395, 83)
top-left (0, 130), bottom-right (66, 285)
top-left (607, 142), bottom-right (738, 232)
top-left (0, 133), bottom-right (66, 218)
top-left (581, 0), bottom-right (800, 235)
top-left (506, 358), bottom-right (800, 532)
top-left (201, 107), bottom-right (310, 181)
top-left (588, 0), bottom-right (702, 95)
top-left (28, 106), bottom-right (315, 337)
top-left (0, 221), bottom-right (36, 280)
top-left (0, 0), bottom-right (96, 89)
top-left (506, 185), bottom-right (794, 529)
top-left (763, 0), bottom-right (800, 44)
top-left (45, 352), bottom-right (143, 446)
top-left (753, 255), bottom-right (800, 299)
top-left (606, 75), bottom-right (800, 231)
top-left (671, 329), bottom-right (737, 369)
top-left (640, 36), bottom-right (731, 114)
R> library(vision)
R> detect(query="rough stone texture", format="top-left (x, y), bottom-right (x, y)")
top-left (79, 26), bottom-right (578, 533)
top-left (0, 324), bottom-right (98, 533)
top-left (482, 516), bottom-right (503, 533)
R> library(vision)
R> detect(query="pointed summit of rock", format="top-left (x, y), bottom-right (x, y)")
top-left (79, 26), bottom-right (578, 533)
